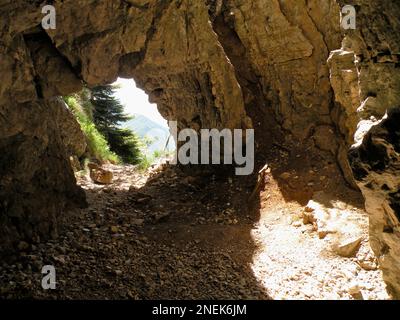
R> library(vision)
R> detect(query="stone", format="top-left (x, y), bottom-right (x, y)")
top-left (54, 255), bottom-right (66, 264)
top-left (329, 0), bottom-right (400, 297)
top-left (88, 164), bottom-right (113, 185)
top-left (114, 270), bottom-right (123, 276)
top-left (313, 125), bottom-right (338, 155)
top-left (292, 221), bottom-right (302, 228)
top-left (349, 111), bottom-right (400, 296)
top-left (357, 249), bottom-right (379, 271)
top-left (0, 98), bottom-right (88, 253)
top-left (57, 100), bottom-right (87, 159)
top-left (334, 237), bottom-right (363, 258)
top-left (110, 226), bottom-right (119, 234)
top-left (347, 282), bottom-right (362, 296)
top-left (358, 260), bottom-right (378, 271)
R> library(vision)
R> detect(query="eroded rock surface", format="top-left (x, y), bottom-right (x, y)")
top-left (0, 0), bottom-right (342, 249)
top-left (0, 98), bottom-right (87, 253)
top-left (349, 110), bottom-right (400, 298)
top-left (329, 0), bottom-right (400, 298)
top-left (0, 0), bottom-right (399, 297)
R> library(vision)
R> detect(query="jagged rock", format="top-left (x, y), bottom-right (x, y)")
top-left (329, 1), bottom-right (400, 297)
top-left (334, 237), bottom-right (363, 258)
top-left (358, 258), bottom-right (378, 272)
top-left (57, 100), bottom-right (87, 159)
top-left (349, 110), bottom-right (400, 297)
top-left (303, 199), bottom-right (334, 238)
top-left (313, 125), bottom-right (339, 155)
top-left (131, 219), bottom-right (144, 227)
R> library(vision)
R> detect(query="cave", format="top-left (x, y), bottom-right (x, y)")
top-left (0, 0), bottom-right (399, 300)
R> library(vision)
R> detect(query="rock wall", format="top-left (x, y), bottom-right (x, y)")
top-left (1, 0), bottom-right (343, 133)
top-left (328, 0), bottom-right (400, 298)
top-left (0, 0), bottom-right (399, 296)
top-left (0, 98), bottom-right (87, 253)
top-left (0, 0), bottom-right (332, 250)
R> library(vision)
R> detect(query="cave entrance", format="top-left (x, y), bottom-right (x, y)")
top-left (113, 77), bottom-right (175, 166)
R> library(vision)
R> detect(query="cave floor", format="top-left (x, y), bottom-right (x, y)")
top-left (0, 158), bottom-right (390, 299)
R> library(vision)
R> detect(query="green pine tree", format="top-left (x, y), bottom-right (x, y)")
top-left (90, 85), bottom-right (142, 165)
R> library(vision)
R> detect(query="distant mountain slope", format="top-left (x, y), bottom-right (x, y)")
top-left (124, 114), bottom-right (174, 154)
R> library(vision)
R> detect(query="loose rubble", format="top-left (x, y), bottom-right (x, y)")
top-left (0, 161), bottom-right (391, 300)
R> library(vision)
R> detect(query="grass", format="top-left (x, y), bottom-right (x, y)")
top-left (138, 149), bottom-right (175, 171)
top-left (64, 95), bottom-right (120, 164)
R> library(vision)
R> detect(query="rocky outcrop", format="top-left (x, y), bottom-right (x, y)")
top-left (1, 0), bottom-right (343, 134)
top-left (349, 110), bottom-right (400, 297)
top-left (0, 98), bottom-right (87, 253)
top-left (0, 0), bottom-right (400, 297)
top-left (328, 0), bottom-right (400, 298)
top-left (58, 99), bottom-right (87, 159)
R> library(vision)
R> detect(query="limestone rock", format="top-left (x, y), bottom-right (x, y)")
top-left (348, 282), bottom-right (362, 296)
top-left (303, 199), bottom-right (335, 238)
top-left (57, 99), bottom-right (87, 159)
top-left (88, 164), bottom-right (113, 185)
top-left (0, 0), bottom-right (399, 298)
top-left (0, 99), bottom-right (87, 253)
top-left (330, 1), bottom-right (400, 297)
top-left (349, 110), bottom-right (400, 297)
top-left (334, 237), bottom-right (363, 258)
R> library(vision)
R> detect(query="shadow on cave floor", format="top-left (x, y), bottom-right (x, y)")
top-left (0, 154), bottom-right (390, 299)
top-left (0, 162), bottom-right (270, 300)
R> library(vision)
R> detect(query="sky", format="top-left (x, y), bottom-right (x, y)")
top-left (113, 77), bottom-right (168, 128)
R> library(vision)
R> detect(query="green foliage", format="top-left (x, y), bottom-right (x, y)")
top-left (106, 128), bottom-right (143, 164)
top-left (91, 85), bottom-right (132, 131)
top-left (65, 85), bottom-right (154, 169)
top-left (90, 85), bottom-right (142, 165)
top-left (64, 95), bottom-right (120, 164)
top-left (138, 148), bottom-right (174, 171)
top-left (138, 154), bottom-right (154, 171)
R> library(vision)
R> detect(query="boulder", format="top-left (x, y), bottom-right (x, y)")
top-left (88, 163), bottom-right (113, 185)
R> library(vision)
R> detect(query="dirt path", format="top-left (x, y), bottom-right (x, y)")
top-left (0, 160), bottom-right (390, 300)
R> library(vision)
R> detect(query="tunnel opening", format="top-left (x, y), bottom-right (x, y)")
top-left (113, 77), bottom-right (175, 166)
